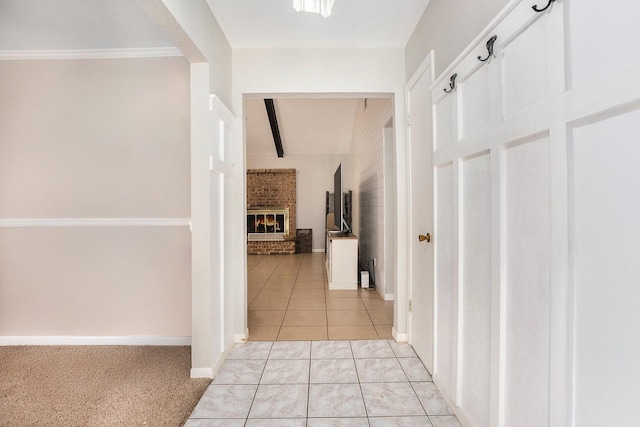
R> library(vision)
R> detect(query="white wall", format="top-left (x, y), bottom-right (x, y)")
top-left (405, 0), bottom-right (509, 79)
top-left (0, 57), bottom-right (191, 341)
top-left (568, 2), bottom-right (640, 426)
top-left (233, 47), bottom-right (410, 337)
top-left (407, 0), bottom-right (640, 425)
top-left (246, 154), bottom-right (350, 251)
top-left (348, 98), bottom-right (393, 298)
top-left (570, 110), bottom-right (640, 427)
top-left (459, 153), bottom-right (492, 426)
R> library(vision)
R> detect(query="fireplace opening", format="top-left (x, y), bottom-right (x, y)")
top-left (247, 208), bottom-right (289, 241)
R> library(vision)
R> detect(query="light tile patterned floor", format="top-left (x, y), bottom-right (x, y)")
top-left (186, 340), bottom-right (462, 426)
top-left (248, 253), bottom-right (393, 341)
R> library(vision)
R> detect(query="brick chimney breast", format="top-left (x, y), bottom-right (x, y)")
top-left (246, 169), bottom-right (297, 255)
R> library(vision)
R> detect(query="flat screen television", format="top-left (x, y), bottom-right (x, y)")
top-left (333, 163), bottom-right (351, 233)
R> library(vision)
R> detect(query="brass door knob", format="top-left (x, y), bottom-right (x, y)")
top-left (418, 233), bottom-right (431, 243)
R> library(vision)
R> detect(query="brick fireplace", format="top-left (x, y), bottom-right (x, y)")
top-left (246, 169), bottom-right (296, 255)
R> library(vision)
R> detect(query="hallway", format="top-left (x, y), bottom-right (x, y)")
top-left (186, 340), bottom-right (462, 426)
top-left (184, 253), bottom-right (462, 425)
top-left (247, 253), bottom-right (393, 341)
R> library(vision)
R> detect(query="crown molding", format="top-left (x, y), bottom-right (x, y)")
top-left (0, 47), bottom-right (182, 60)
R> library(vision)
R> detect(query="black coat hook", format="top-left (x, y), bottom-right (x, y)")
top-left (532, 0), bottom-right (555, 12)
top-left (444, 74), bottom-right (457, 93)
top-left (478, 35), bottom-right (497, 62)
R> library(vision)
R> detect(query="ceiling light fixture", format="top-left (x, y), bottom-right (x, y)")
top-left (293, 0), bottom-right (334, 18)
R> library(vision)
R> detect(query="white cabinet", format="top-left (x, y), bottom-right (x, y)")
top-left (326, 233), bottom-right (358, 290)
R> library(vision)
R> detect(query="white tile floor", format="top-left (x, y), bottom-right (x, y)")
top-left (186, 340), bottom-right (462, 427)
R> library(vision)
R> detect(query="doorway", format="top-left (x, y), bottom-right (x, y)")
top-left (243, 95), bottom-right (396, 341)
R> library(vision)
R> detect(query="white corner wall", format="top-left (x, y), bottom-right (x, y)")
top-left (142, 0), bottom-right (236, 375)
top-left (0, 57), bottom-right (191, 342)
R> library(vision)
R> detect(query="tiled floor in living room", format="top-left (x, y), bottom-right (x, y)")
top-left (246, 253), bottom-right (393, 341)
top-left (185, 340), bottom-right (462, 426)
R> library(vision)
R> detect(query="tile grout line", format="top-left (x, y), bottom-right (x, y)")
top-left (324, 260), bottom-right (330, 340)
top-left (306, 339), bottom-right (312, 421)
top-left (249, 254), bottom-right (392, 341)
top-left (277, 254), bottom-right (294, 340)
top-left (350, 339), bottom-right (372, 423)
top-left (242, 341), bottom-right (272, 423)
top-left (192, 339), bottom-right (459, 425)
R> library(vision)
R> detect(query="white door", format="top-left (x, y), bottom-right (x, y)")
top-left (407, 61), bottom-right (434, 373)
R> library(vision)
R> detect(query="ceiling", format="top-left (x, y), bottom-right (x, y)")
top-left (206, 0), bottom-right (431, 48)
top-left (0, 0), bottom-right (430, 50)
top-left (0, 0), bottom-right (174, 50)
top-left (0, 0), bottom-right (429, 156)
top-left (246, 98), bottom-right (359, 156)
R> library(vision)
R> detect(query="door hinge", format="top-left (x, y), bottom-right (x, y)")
top-left (407, 115), bottom-right (412, 126)
top-left (409, 300), bottom-right (413, 313)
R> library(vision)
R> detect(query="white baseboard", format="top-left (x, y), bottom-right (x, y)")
top-left (190, 367), bottom-right (214, 379)
top-left (191, 335), bottom-right (237, 379)
top-left (235, 332), bottom-right (248, 343)
top-left (392, 328), bottom-right (408, 342)
top-left (312, 248), bottom-right (325, 253)
top-left (0, 336), bottom-right (191, 346)
top-left (212, 336), bottom-right (237, 378)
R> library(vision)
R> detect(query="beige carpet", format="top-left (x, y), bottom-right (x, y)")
top-left (0, 346), bottom-right (211, 426)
